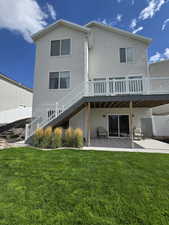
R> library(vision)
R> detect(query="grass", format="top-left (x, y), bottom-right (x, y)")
top-left (0, 148), bottom-right (169, 225)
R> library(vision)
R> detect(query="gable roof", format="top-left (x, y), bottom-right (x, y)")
top-left (32, 19), bottom-right (152, 44)
top-left (32, 19), bottom-right (90, 41)
top-left (85, 21), bottom-right (152, 45)
top-left (0, 73), bottom-right (33, 93)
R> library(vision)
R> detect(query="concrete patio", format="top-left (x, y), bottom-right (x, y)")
top-left (90, 138), bottom-right (142, 149)
top-left (84, 137), bottom-right (169, 153)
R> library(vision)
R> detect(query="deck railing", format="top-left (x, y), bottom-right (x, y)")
top-left (26, 76), bottom-right (169, 140)
top-left (87, 76), bottom-right (169, 96)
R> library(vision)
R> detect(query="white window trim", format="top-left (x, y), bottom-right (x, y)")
top-left (49, 71), bottom-right (71, 90)
top-left (50, 38), bottom-right (72, 57)
top-left (120, 47), bottom-right (136, 64)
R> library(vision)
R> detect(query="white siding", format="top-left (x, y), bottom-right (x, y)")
top-left (70, 107), bottom-right (152, 138)
top-left (150, 60), bottom-right (169, 115)
top-left (33, 26), bottom-right (87, 120)
top-left (0, 78), bottom-right (32, 112)
top-left (149, 60), bottom-right (169, 77)
top-left (89, 27), bottom-right (148, 79)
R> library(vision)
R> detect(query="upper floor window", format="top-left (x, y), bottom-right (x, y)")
top-left (50, 39), bottom-right (71, 56)
top-left (120, 47), bottom-right (135, 64)
top-left (49, 71), bottom-right (70, 89)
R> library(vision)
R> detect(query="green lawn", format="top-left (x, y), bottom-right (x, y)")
top-left (0, 148), bottom-right (169, 225)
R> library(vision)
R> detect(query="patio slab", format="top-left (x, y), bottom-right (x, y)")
top-left (84, 138), bottom-right (169, 154)
top-left (134, 138), bottom-right (169, 150)
top-left (90, 138), bottom-right (142, 149)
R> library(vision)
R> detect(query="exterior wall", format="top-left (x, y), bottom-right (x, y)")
top-left (0, 78), bottom-right (32, 112)
top-left (0, 107), bottom-right (32, 124)
top-left (69, 108), bottom-right (86, 135)
top-left (88, 27), bottom-right (149, 80)
top-left (32, 23), bottom-right (150, 125)
top-left (149, 60), bottom-right (169, 115)
top-left (33, 26), bottom-right (88, 120)
top-left (149, 60), bottom-right (169, 77)
top-left (70, 107), bottom-right (152, 138)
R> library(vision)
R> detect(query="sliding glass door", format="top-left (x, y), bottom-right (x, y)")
top-left (108, 115), bottom-right (129, 137)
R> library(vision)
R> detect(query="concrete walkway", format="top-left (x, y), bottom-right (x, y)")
top-left (0, 139), bottom-right (27, 150)
top-left (84, 146), bottom-right (169, 154)
top-left (84, 138), bottom-right (169, 154)
top-left (134, 138), bottom-right (169, 150)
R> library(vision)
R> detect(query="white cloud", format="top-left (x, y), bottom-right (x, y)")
top-left (97, 18), bottom-right (115, 26)
top-left (150, 48), bottom-right (169, 63)
top-left (164, 48), bottom-right (169, 58)
top-left (116, 14), bottom-right (123, 22)
top-left (132, 26), bottom-right (143, 34)
top-left (149, 52), bottom-right (162, 62)
top-left (130, 18), bottom-right (137, 30)
top-left (0, 0), bottom-right (56, 43)
top-left (117, 0), bottom-right (122, 3)
top-left (139, 0), bottom-right (166, 20)
top-left (47, 3), bottom-right (56, 20)
top-left (162, 18), bottom-right (169, 30)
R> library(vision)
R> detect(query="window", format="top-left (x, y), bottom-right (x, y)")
top-left (50, 39), bottom-right (71, 56)
top-left (49, 71), bottom-right (70, 89)
top-left (120, 47), bottom-right (135, 63)
top-left (120, 48), bottom-right (126, 63)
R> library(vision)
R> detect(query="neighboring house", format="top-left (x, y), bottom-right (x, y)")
top-left (149, 60), bottom-right (169, 137)
top-left (26, 20), bottom-right (169, 144)
top-left (0, 73), bottom-right (33, 125)
top-left (149, 60), bottom-right (169, 115)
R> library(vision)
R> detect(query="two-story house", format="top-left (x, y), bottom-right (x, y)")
top-left (26, 20), bottom-right (169, 146)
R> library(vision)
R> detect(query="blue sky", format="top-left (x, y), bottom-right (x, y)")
top-left (0, 0), bottom-right (169, 88)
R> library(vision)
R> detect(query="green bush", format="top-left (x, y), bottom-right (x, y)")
top-left (64, 128), bottom-right (74, 147)
top-left (32, 127), bottom-right (84, 148)
top-left (40, 127), bottom-right (52, 148)
top-left (32, 128), bottom-right (44, 147)
top-left (51, 127), bottom-right (63, 148)
top-left (74, 128), bottom-right (84, 148)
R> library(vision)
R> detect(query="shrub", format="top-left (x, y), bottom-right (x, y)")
top-left (64, 127), bottom-right (74, 147)
top-left (74, 128), bottom-right (84, 148)
top-left (40, 126), bottom-right (52, 148)
top-left (32, 128), bottom-right (44, 147)
top-left (52, 127), bottom-right (63, 148)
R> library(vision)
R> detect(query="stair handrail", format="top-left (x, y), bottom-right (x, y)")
top-left (26, 81), bottom-right (87, 139)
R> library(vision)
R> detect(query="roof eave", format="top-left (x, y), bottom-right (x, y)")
top-left (0, 73), bottom-right (33, 93)
top-left (85, 21), bottom-right (152, 45)
top-left (32, 19), bottom-right (90, 42)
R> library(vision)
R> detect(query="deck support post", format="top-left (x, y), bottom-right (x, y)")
top-left (129, 101), bottom-right (134, 148)
top-left (86, 102), bottom-right (91, 146)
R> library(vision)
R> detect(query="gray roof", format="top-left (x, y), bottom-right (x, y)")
top-left (0, 73), bottom-right (33, 93)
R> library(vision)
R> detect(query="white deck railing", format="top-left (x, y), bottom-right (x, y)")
top-left (26, 76), bottom-right (169, 140)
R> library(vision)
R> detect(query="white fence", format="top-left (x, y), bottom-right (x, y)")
top-left (152, 115), bottom-right (169, 137)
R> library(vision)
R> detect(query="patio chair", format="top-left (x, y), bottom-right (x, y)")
top-left (97, 127), bottom-right (108, 138)
top-left (133, 127), bottom-right (143, 140)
